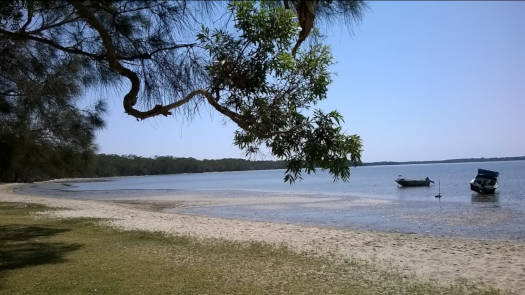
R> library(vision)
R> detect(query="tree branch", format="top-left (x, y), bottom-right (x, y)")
top-left (28, 14), bottom-right (80, 33)
top-left (292, 0), bottom-right (317, 57)
top-left (20, 5), bottom-right (34, 32)
top-left (0, 28), bottom-right (103, 60)
top-left (3, 21), bottom-right (196, 62)
top-left (121, 43), bottom-right (197, 61)
top-left (199, 90), bottom-right (249, 130)
top-left (69, 0), bottom-right (249, 128)
top-left (70, 0), bottom-right (143, 117)
top-left (284, 0), bottom-right (291, 10)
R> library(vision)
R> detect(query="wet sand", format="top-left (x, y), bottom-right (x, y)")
top-left (2, 183), bottom-right (524, 293)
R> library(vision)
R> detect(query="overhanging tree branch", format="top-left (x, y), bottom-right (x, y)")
top-left (28, 14), bottom-right (79, 33)
top-left (71, 0), bottom-right (159, 120)
top-left (2, 0), bottom-right (365, 183)
top-left (122, 43), bottom-right (198, 61)
top-left (70, 0), bottom-right (248, 126)
top-left (0, 28), bottom-right (103, 60)
top-left (1, 27), bottom-right (197, 62)
top-left (20, 5), bottom-right (34, 32)
top-left (292, 0), bottom-right (316, 57)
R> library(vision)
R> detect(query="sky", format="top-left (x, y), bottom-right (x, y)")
top-left (91, 1), bottom-right (525, 162)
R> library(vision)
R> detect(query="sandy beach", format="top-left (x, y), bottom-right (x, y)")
top-left (1, 183), bottom-right (524, 293)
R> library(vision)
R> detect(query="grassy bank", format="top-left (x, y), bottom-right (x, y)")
top-left (0, 202), bottom-right (503, 294)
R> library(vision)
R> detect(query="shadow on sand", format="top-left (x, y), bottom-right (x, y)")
top-left (0, 224), bottom-right (82, 272)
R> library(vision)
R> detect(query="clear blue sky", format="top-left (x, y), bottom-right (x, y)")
top-left (92, 1), bottom-right (525, 162)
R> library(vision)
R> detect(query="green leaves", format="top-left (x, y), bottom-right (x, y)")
top-left (281, 110), bottom-right (362, 183)
top-left (1, 0), bottom-right (364, 183)
top-left (231, 1), bottom-right (297, 51)
top-left (200, 1), bottom-right (362, 183)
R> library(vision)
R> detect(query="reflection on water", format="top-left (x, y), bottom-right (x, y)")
top-left (471, 193), bottom-right (500, 208)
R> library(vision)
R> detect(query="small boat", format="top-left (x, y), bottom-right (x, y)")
top-left (470, 169), bottom-right (499, 194)
top-left (395, 176), bottom-right (434, 187)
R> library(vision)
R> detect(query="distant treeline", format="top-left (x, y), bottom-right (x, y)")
top-left (2, 152), bottom-right (523, 183)
top-left (91, 154), bottom-right (286, 177)
top-left (88, 154), bottom-right (525, 177)
top-left (362, 156), bottom-right (525, 166)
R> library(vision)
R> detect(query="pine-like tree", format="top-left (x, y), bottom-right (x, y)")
top-left (1, 0), bottom-right (365, 182)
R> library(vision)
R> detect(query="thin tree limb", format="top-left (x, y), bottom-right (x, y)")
top-left (292, 0), bottom-right (317, 57)
top-left (69, 0), bottom-right (249, 128)
top-left (0, 28), bottom-right (103, 59)
top-left (28, 14), bottom-right (80, 33)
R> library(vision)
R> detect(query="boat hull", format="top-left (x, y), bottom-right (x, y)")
top-left (470, 169), bottom-right (499, 195)
top-left (470, 183), bottom-right (496, 194)
top-left (395, 179), bottom-right (432, 187)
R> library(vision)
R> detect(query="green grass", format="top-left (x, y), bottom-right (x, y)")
top-left (0, 202), bottom-right (505, 294)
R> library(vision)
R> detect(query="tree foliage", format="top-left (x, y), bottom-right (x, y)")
top-left (0, 0), bottom-right (365, 182)
top-left (0, 4), bottom-right (106, 181)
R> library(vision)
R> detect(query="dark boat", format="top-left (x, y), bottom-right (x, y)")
top-left (395, 176), bottom-right (434, 187)
top-left (470, 169), bottom-right (499, 194)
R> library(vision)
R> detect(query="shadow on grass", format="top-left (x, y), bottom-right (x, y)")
top-left (0, 224), bottom-right (82, 272)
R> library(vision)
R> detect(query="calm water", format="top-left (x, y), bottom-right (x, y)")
top-left (24, 160), bottom-right (525, 240)
top-left (68, 160), bottom-right (525, 203)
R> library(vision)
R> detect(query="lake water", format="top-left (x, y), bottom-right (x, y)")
top-left (25, 160), bottom-right (525, 240)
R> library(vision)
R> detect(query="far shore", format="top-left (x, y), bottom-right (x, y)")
top-left (1, 182), bottom-right (524, 293)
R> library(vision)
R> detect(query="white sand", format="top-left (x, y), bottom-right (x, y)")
top-left (1, 183), bottom-right (524, 293)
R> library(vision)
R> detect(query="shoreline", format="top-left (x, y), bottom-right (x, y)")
top-left (1, 183), bottom-right (524, 293)
top-left (18, 177), bottom-right (525, 242)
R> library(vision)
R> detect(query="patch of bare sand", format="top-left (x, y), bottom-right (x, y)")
top-left (1, 183), bottom-right (524, 293)
top-left (130, 194), bottom-right (342, 207)
top-left (301, 198), bottom-right (391, 209)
